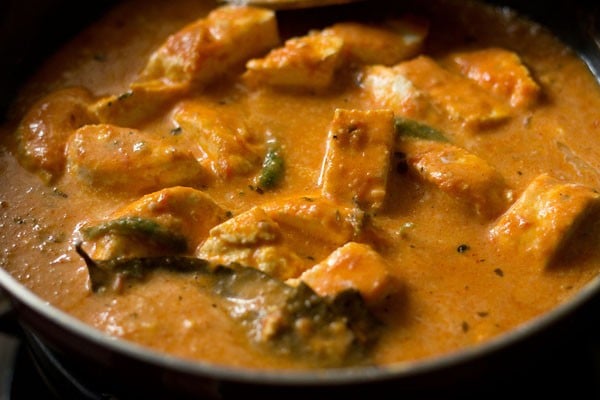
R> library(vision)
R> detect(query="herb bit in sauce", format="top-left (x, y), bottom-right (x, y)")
top-left (81, 216), bottom-right (188, 253)
top-left (457, 244), bottom-right (470, 253)
top-left (76, 244), bottom-right (379, 367)
top-left (394, 117), bottom-right (449, 142)
top-left (257, 143), bottom-right (285, 189)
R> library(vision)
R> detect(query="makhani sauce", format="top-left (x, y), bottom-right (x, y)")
top-left (2, 0), bottom-right (600, 370)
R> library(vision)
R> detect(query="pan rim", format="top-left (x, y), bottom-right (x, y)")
top-left (2, 265), bottom-right (600, 386)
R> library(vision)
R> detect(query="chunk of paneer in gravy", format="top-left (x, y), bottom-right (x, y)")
top-left (2, 0), bottom-right (600, 370)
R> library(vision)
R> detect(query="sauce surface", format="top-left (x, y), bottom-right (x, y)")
top-left (2, 0), bottom-right (600, 370)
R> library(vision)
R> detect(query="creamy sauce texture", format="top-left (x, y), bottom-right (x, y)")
top-left (2, 0), bottom-right (600, 370)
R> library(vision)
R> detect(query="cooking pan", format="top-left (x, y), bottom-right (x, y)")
top-left (1, 0), bottom-right (600, 398)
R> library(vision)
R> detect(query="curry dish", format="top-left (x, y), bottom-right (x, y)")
top-left (2, 0), bottom-right (600, 370)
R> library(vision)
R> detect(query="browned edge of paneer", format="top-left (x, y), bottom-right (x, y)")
top-left (489, 173), bottom-right (600, 268)
top-left (319, 108), bottom-right (396, 212)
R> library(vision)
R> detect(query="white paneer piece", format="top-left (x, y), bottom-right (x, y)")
top-left (294, 242), bottom-right (401, 306)
top-left (360, 64), bottom-right (441, 121)
top-left (319, 109), bottom-right (396, 212)
top-left (450, 48), bottom-right (540, 108)
top-left (110, 186), bottom-right (228, 249)
top-left (172, 100), bottom-right (263, 180)
top-left (137, 5), bottom-right (279, 90)
top-left (402, 139), bottom-right (512, 218)
top-left (91, 6), bottom-right (279, 127)
top-left (87, 186), bottom-right (228, 260)
top-left (244, 32), bottom-right (344, 90)
top-left (489, 173), bottom-right (600, 268)
top-left (197, 196), bottom-right (379, 281)
top-left (262, 196), bottom-right (358, 245)
top-left (66, 124), bottom-right (208, 193)
top-left (262, 196), bottom-right (367, 262)
top-left (196, 207), bottom-right (306, 280)
top-left (89, 83), bottom-right (183, 127)
top-left (393, 56), bottom-right (511, 128)
top-left (17, 87), bottom-right (97, 181)
top-left (322, 15), bottom-right (429, 66)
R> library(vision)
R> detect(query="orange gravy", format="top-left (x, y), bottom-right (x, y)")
top-left (2, 0), bottom-right (600, 370)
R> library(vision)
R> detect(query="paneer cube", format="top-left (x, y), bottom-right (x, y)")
top-left (394, 56), bottom-right (511, 128)
top-left (197, 196), bottom-right (382, 281)
top-left (450, 48), bottom-right (540, 108)
top-left (16, 87), bottom-right (97, 182)
top-left (360, 65), bottom-right (441, 121)
top-left (111, 186), bottom-right (228, 249)
top-left (295, 242), bottom-right (401, 306)
top-left (85, 186), bottom-right (228, 260)
top-left (263, 197), bottom-right (357, 244)
top-left (92, 6), bottom-right (278, 126)
top-left (196, 207), bottom-right (306, 280)
top-left (401, 139), bottom-right (512, 218)
top-left (66, 124), bottom-right (208, 193)
top-left (322, 15), bottom-right (428, 66)
top-left (319, 109), bottom-right (395, 212)
top-left (172, 100), bottom-right (263, 179)
top-left (489, 173), bottom-right (600, 268)
top-left (262, 196), bottom-right (367, 262)
top-left (137, 5), bottom-right (279, 89)
top-left (244, 32), bottom-right (344, 91)
top-left (89, 82), bottom-right (184, 127)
